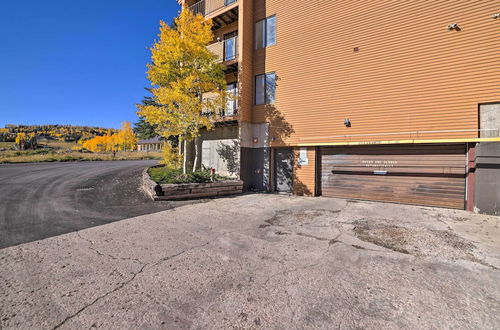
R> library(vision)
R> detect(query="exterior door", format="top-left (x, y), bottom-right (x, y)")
top-left (275, 148), bottom-right (293, 192)
top-left (320, 144), bottom-right (466, 209)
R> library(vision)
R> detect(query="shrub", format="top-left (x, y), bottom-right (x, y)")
top-left (148, 166), bottom-right (232, 184)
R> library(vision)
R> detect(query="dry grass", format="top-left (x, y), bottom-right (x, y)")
top-left (0, 138), bottom-right (163, 163)
top-left (38, 140), bottom-right (80, 150)
top-left (0, 142), bottom-right (15, 149)
top-left (0, 151), bottom-right (162, 163)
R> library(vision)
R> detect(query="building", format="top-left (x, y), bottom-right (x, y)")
top-left (137, 137), bottom-right (164, 152)
top-left (178, 0), bottom-right (500, 213)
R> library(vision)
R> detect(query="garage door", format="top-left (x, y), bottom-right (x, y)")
top-left (320, 144), bottom-right (466, 209)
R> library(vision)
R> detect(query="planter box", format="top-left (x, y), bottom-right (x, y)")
top-left (158, 180), bottom-right (243, 200)
top-left (142, 166), bottom-right (243, 201)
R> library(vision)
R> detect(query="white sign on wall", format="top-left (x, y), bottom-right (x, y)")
top-left (298, 147), bottom-right (309, 166)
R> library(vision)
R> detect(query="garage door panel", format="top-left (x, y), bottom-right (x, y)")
top-left (322, 176), bottom-right (465, 193)
top-left (321, 172), bottom-right (466, 185)
top-left (324, 167), bottom-right (465, 175)
top-left (321, 191), bottom-right (464, 209)
top-left (320, 144), bottom-right (466, 209)
top-left (322, 180), bottom-right (465, 196)
top-left (322, 184), bottom-right (464, 203)
top-left (321, 150), bottom-right (466, 156)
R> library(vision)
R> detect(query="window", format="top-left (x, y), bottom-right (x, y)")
top-left (255, 15), bottom-right (276, 49)
top-left (255, 72), bottom-right (276, 105)
top-left (226, 82), bottom-right (238, 116)
top-left (224, 32), bottom-right (238, 61)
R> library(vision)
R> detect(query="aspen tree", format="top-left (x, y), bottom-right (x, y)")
top-left (137, 6), bottom-right (227, 173)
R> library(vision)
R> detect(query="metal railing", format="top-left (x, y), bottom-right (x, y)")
top-left (225, 86), bottom-right (238, 116)
top-left (201, 88), bottom-right (238, 117)
top-left (190, 0), bottom-right (237, 17)
top-left (206, 36), bottom-right (238, 62)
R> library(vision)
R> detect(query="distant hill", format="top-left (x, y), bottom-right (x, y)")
top-left (0, 124), bottom-right (119, 142)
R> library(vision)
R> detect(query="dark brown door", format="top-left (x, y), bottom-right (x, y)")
top-left (320, 144), bottom-right (466, 209)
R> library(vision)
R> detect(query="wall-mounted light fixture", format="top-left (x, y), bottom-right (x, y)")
top-left (344, 118), bottom-right (351, 127)
top-left (447, 23), bottom-right (459, 30)
top-left (253, 137), bottom-right (259, 143)
top-left (493, 13), bottom-right (500, 19)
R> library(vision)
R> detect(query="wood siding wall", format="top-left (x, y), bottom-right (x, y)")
top-left (293, 146), bottom-right (316, 196)
top-left (251, 0), bottom-right (500, 146)
top-left (238, 0), bottom-right (254, 123)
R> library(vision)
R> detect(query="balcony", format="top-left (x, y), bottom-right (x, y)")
top-left (190, 0), bottom-right (236, 16)
top-left (189, 0), bottom-right (239, 29)
top-left (202, 82), bottom-right (238, 118)
top-left (207, 35), bottom-right (238, 63)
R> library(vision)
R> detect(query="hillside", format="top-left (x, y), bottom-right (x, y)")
top-left (0, 124), bottom-right (119, 143)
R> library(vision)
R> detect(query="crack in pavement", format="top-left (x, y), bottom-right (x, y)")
top-left (52, 262), bottom-right (148, 330)
top-left (76, 232), bottom-right (144, 265)
top-left (53, 230), bottom-right (237, 330)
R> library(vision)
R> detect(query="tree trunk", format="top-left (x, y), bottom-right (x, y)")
top-left (183, 139), bottom-right (188, 174)
top-left (192, 136), bottom-right (199, 172)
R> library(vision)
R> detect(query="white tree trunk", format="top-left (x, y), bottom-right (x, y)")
top-left (183, 139), bottom-right (188, 174)
top-left (192, 136), bottom-right (199, 172)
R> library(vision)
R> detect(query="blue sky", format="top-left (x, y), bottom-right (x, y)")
top-left (0, 0), bottom-right (180, 129)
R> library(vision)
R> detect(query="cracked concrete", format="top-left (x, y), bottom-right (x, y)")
top-left (1, 194), bottom-right (500, 329)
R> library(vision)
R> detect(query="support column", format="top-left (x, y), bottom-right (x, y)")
top-left (466, 142), bottom-right (476, 211)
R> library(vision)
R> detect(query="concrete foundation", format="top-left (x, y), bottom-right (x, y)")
top-left (189, 125), bottom-right (240, 177)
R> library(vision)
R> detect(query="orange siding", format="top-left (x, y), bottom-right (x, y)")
top-left (293, 147), bottom-right (316, 196)
top-left (251, 0), bottom-right (500, 145)
top-left (237, 0), bottom-right (254, 123)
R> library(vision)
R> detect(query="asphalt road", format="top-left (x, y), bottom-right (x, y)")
top-left (0, 160), bottom-right (195, 248)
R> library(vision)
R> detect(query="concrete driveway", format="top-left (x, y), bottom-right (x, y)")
top-left (1, 195), bottom-right (499, 329)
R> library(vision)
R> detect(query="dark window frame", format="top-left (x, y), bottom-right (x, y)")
top-left (255, 15), bottom-right (277, 49)
top-left (255, 72), bottom-right (276, 105)
top-left (223, 31), bottom-right (238, 61)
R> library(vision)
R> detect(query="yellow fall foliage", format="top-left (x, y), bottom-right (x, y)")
top-left (137, 6), bottom-right (227, 142)
top-left (82, 122), bottom-right (137, 152)
top-left (161, 142), bottom-right (182, 169)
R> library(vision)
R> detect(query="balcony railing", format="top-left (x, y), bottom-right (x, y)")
top-left (207, 35), bottom-right (238, 62)
top-left (202, 84), bottom-right (238, 117)
top-left (190, 0), bottom-right (237, 17)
